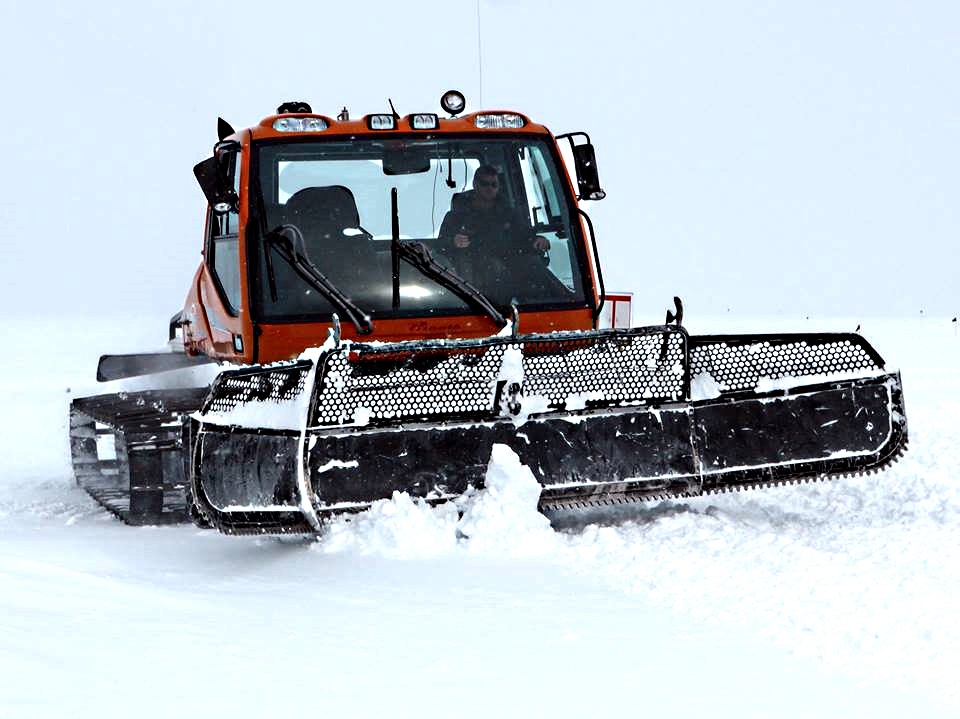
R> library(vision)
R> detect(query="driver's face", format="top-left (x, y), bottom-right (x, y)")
top-left (475, 174), bottom-right (499, 199)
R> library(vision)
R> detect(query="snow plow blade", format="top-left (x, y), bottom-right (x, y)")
top-left (190, 327), bottom-right (907, 535)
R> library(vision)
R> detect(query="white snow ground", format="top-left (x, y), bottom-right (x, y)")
top-left (1, 314), bottom-right (958, 717)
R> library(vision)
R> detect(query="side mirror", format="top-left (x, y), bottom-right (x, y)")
top-left (556, 132), bottom-right (606, 201)
top-left (193, 139), bottom-right (240, 214)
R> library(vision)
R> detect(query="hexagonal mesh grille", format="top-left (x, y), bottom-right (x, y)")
top-left (311, 328), bottom-right (687, 427)
top-left (689, 335), bottom-right (882, 393)
top-left (313, 346), bottom-right (507, 426)
top-left (523, 332), bottom-right (686, 406)
top-left (204, 361), bottom-right (313, 415)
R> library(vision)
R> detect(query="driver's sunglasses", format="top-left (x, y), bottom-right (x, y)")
top-left (476, 179), bottom-right (499, 188)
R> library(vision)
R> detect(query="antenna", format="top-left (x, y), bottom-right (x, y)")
top-left (476, 0), bottom-right (483, 106)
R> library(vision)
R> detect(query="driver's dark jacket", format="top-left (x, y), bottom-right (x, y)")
top-left (437, 193), bottom-right (538, 261)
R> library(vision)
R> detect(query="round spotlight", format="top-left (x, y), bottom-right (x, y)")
top-left (440, 90), bottom-right (466, 116)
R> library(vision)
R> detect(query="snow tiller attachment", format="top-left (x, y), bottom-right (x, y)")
top-left (191, 326), bottom-right (906, 535)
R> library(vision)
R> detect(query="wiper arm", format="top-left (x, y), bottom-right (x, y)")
top-left (249, 166), bottom-right (372, 336)
top-left (395, 241), bottom-right (507, 327)
top-left (389, 188), bottom-right (506, 329)
top-left (264, 225), bottom-right (374, 335)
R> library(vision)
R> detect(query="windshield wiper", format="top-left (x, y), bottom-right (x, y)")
top-left (249, 167), bottom-right (373, 335)
top-left (389, 188), bottom-right (507, 328)
top-left (263, 225), bottom-right (374, 335)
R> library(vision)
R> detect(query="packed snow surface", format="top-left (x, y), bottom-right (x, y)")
top-left (1, 315), bottom-right (958, 717)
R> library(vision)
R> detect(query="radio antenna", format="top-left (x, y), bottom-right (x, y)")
top-left (476, 0), bottom-right (483, 106)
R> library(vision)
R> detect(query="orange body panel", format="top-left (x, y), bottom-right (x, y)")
top-left (183, 109), bottom-right (601, 365)
top-left (256, 309), bottom-right (595, 364)
top-left (182, 264), bottom-right (246, 360)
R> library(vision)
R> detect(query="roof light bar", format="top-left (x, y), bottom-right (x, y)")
top-left (410, 113), bottom-right (439, 130)
top-left (475, 114), bottom-right (526, 129)
top-left (272, 117), bottom-right (328, 133)
top-left (367, 114), bottom-right (397, 130)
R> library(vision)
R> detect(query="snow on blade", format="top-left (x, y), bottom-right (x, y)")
top-left (690, 371), bottom-right (722, 400)
top-left (197, 393), bottom-right (311, 431)
top-left (316, 444), bottom-right (559, 558)
top-left (457, 444), bottom-right (560, 556)
top-left (563, 390), bottom-right (606, 410)
top-left (196, 344), bottom-right (330, 431)
top-left (754, 368), bottom-right (888, 392)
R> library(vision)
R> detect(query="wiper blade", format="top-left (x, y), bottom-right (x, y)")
top-left (388, 187), bottom-right (506, 328)
top-left (394, 241), bottom-right (507, 328)
top-left (264, 225), bottom-right (374, 335)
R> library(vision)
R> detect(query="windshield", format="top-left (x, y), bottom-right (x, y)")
top-left (252, 136), bottom-right (589, 321)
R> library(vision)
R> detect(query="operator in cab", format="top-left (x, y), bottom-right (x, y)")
top-left (438, 165), bottom-right (550, 288)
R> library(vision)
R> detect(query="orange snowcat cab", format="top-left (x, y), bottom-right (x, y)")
top-left (70, 92), bottom-right (907, 535)
top-left (182, 97), bottom-right (605, 365)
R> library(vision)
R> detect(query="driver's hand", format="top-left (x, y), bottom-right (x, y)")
top-left (454, 233), bottom-right (471, 248)
top-left (532, 235), bottom-right (550, 252)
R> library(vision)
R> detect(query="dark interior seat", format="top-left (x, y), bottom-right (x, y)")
top-left (283, 185), bottom-right (362, 241)
top-left (281, 185), bottom-right (376, 276)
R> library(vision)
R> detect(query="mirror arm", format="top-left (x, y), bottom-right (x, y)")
top-left (578, 208), bottom-right (605, 325)
top-left (555, 131), bottom-right (593, 145)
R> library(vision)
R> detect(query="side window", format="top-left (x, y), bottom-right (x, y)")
top-left (518, 150), bottom-right (546, 225)
top-left (208, 152), bottom-right (242, 314)
top-left (530, 147), bottom-right (562, 222)
top-left (516, 146), bottom-right (578, 292)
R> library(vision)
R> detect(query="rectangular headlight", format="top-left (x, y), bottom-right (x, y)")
top-left (367, 114), bottom-right (396, 130)
top-left (410, 113), bottom-right (438, 130)
top-left (273, 117), bottom-right (328, 132)
top-left (475, 114), bottom-right (526, 129)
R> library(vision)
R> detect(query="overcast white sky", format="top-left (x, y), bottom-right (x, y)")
top-left (1, 0), bottom-right (956, 326)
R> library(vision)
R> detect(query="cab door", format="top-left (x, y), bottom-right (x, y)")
top-left (197, 147), bottom-right (247, 360)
